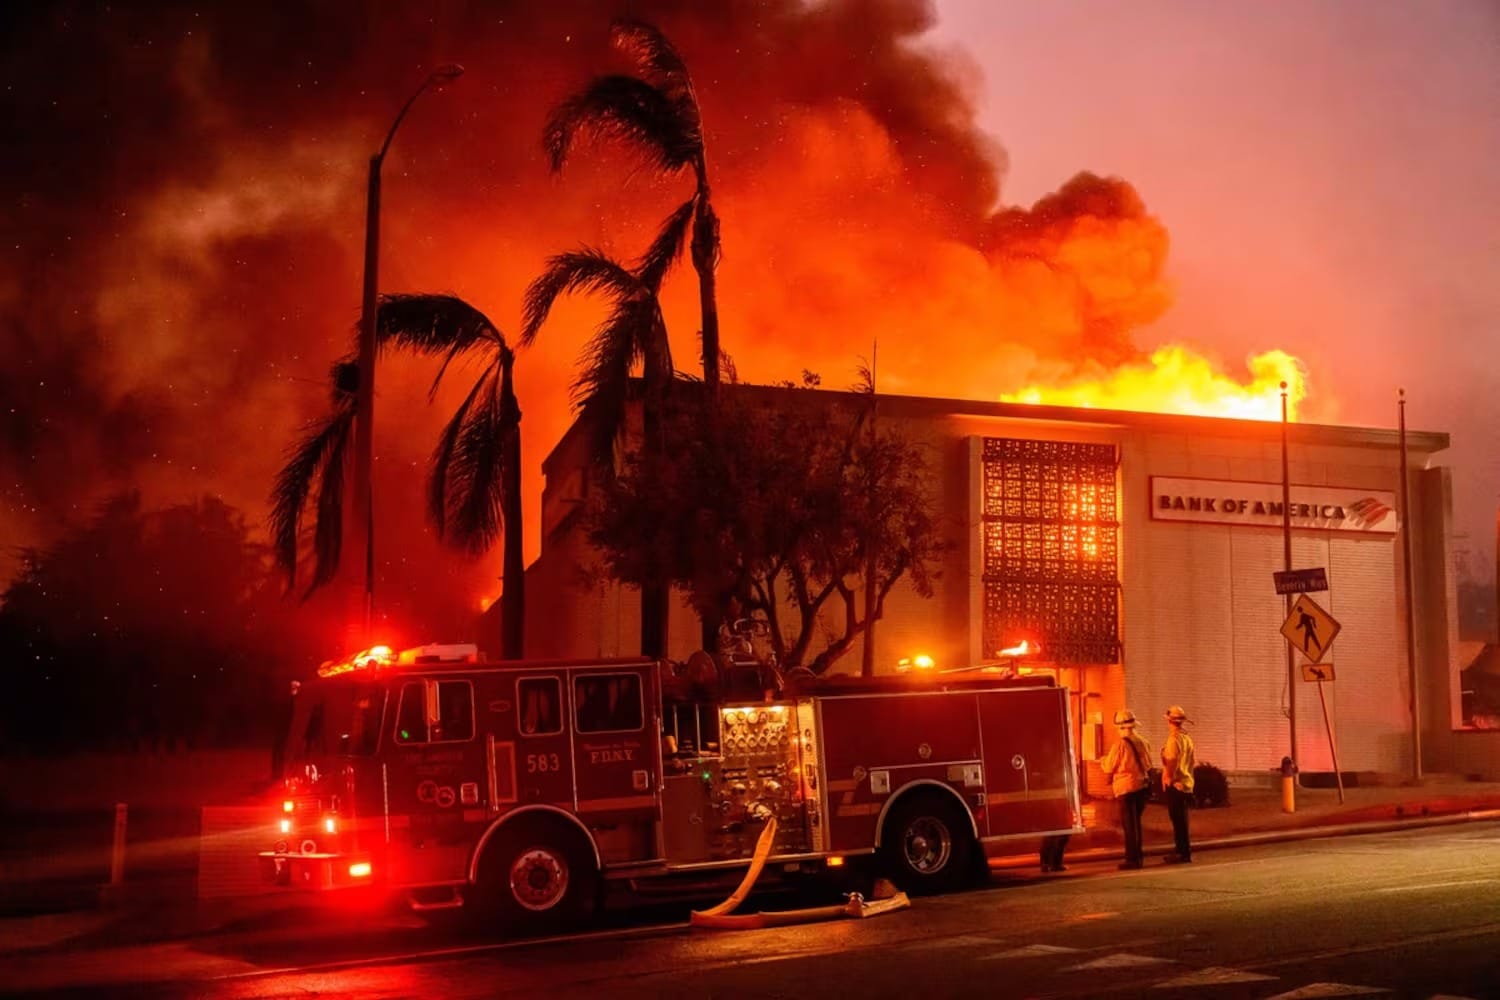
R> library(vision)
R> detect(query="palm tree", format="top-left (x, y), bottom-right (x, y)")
top-left (544, 17), bottom-right (722, 394)
top-left (521, 247), bottom-right (677, 656)
top-left (270, 294), bottom-right (528, 658)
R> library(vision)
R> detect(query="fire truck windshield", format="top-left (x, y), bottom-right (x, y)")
top-left (300, 679), bottom-right (385, 757)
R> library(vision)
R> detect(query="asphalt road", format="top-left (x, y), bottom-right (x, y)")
top-left (11, 821), bottom-right (1500, 998)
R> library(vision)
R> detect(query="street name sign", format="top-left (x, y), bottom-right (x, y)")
top-left (1301, 662), bottom-right (1336, 682)
top-left (1274, 567), bottom-right (1329, 595)
top-left (1280, 594), bottom-right (1340, 664)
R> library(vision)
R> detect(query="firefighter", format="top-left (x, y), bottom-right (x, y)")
top-left (1100, 708), bottom-right (1151, 870)
top-left (1161, 705), bottom-right (1197, 864)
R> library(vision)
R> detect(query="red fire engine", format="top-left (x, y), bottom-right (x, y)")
top-left (261, 642), bottom-right (1081, 930)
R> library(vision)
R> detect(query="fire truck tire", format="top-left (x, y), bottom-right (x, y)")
top-left (878, 792), bottom-right (977, 895)
top-left (471, 818), bottom-right (598, 933)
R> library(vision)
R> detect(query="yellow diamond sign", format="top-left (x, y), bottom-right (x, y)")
top-left (1281, 594), bottom-right (1340, 664)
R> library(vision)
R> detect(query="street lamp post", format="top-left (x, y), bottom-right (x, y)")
top-left (350, 64), bottom-right (463, 641)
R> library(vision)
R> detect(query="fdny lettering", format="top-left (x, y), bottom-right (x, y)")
top-left (589, 748), bottom-right (635, 764)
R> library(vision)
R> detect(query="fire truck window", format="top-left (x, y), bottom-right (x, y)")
top-left (394, 682), bottom-right (428, 744)
top-left (575, 674), bottom-right (643, 734)
top-left (336, 683), bottom-right (384, 756)
top-left (518, 677), bottom-right (562, 736)
top-left (434, 681), bottom-right (474, 742)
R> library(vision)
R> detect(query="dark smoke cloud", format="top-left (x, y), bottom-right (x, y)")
top-left (1, 0), bottom-right (1169, 631)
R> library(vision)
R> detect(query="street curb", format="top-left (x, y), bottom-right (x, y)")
top-left (988, 806), bottom-right (1500, 870)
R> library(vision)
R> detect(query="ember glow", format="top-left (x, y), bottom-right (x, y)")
top-left (9, 0), bottom-right (1492, 615)
top-left (1001, 346), bottom-right (1307, 422)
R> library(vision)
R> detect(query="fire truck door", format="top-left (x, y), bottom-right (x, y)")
top-left (978, 687), bottom-right (1077, 836)
top-left (569, 668), bottom-right (661, 833)
top-left (387, 677), bottom-right (484, 883)
top-left (511, 673), bottom-right (575, 809)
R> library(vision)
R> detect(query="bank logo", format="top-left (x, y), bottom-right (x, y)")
top-left (1347, 496), bottom-right (1393, 528)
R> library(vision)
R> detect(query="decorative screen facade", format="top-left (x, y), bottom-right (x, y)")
top-left (981, 438), bottom-right (1121, 664)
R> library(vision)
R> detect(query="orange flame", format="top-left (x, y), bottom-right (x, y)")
top-left (1002, 346), bottom-right (1307, 422)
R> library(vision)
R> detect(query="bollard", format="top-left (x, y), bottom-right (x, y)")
top-left (1280, 757), bottom-right (1297, 813)
top-left (109, 801), bottom-right (127, 887)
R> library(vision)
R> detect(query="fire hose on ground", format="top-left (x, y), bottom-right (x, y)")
top-left (688, 817), bottom-right (912, 929)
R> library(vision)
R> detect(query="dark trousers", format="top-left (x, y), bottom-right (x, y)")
top-left (1166, 786), bottom-right (1193, 858)
top-left (1040, 834), bottom-right (1070, 869)
top-left (1120, 788), bottom-right (1149, 865)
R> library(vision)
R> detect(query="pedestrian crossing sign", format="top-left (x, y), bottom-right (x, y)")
top-left (1281, 594), bottom-right (1340, 664)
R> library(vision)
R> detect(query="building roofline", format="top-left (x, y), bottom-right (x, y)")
top-left (540, 382), bottom-right (1449, 469)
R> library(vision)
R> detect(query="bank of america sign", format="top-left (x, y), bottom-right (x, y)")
top-left (1148, 477), bottom-right (1399, 534)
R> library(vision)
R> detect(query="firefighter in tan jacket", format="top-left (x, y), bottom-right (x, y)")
top-left (1161, 705), bottom-right (1197, 863)
top-left (1100, 709), bottom-right (1151, 870)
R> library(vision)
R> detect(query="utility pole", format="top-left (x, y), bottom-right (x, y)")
top-left (1398, 389), bottom-right (1423, 782)
top-left (349, 65), bottom-right (463, 644)
top-left (1281, 381), bottom-right (1296, 810)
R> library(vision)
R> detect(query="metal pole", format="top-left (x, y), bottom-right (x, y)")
top-left (1281, 382), bottom-right (1296, 805)
top-left (1398, 389), bottom-right (1423, 781)
top-left (347, 67), bottom-right (462, 645)
top-left (352, 154), bottom-right (381, 643)
top-left (1317, 679), bottom-right (1344, 803)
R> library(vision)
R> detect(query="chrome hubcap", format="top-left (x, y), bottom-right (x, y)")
top-left (904, 816), bottom-right (952, 874)
top-left (509, 847), bottom-right (569, 911)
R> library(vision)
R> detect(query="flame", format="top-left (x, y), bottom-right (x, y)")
top-left (1002, 346), bottom-right (1307, 422)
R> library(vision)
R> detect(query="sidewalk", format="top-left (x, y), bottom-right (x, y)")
top-left (990, 775), bottom-right (1500, 868)
top-left (3, 778), bottom-right (1499, 961)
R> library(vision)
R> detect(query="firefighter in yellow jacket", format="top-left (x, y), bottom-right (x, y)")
top-left (1161, 705), bottom-right (1196, 864)
top-left (1100, 709), bottom-right (1151, 870)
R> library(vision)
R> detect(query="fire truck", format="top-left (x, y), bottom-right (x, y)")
top-left (261, 642), bottom-right (1082, 930)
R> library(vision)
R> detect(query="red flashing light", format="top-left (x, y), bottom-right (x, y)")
top-left (282, 800), bottom-right (294, 813)
top-left (349, 862), bottom-right (372, 878)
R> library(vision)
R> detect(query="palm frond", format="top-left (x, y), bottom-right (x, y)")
top-left (268, 399), bottom-right (356, 594)
top-left (543, 74), bottom-right (699, 174)
top-left (307, 411), bottom-right (355, 593)
top-left (427, 369), bottom-right (492, 540)
top-left (637, 198), bottom-right (695, 291)
top-left (571, 298), bottom-right (647, 464)
top-left (377, 293), bottom-right (506, 399)
top-left (521, 248), bottom-right (647, 345)
top-left (609, 18), bottom-right (700, 140)
top-left (440, 373), bottom-right (513, 555)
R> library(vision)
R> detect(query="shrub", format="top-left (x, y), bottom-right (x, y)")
top-left (1193, 762), bottom-right (1230, 808)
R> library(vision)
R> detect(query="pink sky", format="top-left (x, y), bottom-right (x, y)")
top-left (931, 0), bottom-right (1500, 561)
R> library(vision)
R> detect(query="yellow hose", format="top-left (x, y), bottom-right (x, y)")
top-left (693, 817), bottom-right (779, 919)
top-left (689, 816), bottom-right (912, 929)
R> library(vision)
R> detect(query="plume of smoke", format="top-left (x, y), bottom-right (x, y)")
top-left (1, 0), bottom-right (1177, 619)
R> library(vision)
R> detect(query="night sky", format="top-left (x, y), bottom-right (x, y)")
top-left (4, 0), bottom-right (1496, 636)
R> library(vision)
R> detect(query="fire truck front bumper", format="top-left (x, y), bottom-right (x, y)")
top-left (258, 851), bottom-right (375, 891)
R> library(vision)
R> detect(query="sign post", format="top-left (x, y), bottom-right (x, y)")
top-left (1301, 663), bottom-right (1345, 803)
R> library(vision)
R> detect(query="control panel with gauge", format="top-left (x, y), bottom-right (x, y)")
top-left (706, 704), bottom-right (808, 858)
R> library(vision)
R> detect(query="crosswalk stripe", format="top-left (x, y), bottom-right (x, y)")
top-left (978, 944), bottom-right (1082, 961)
top-left (1063, 952), bottom-right (1172, 971)
top-left (1263, 984), bottom-right (1391, 998)
top-left (1154, 966), bottom-right (1277, 987)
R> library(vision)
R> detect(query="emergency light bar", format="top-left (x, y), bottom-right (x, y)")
top-left (317, 642), bottom-right (479, 677)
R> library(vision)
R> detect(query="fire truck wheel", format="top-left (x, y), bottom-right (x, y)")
top-left (879, 792), bottom-right (977, 895)
top-left (472, 819), bottom-right (598, 933)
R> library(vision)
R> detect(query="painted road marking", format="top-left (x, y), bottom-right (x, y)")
top-left (1154, 966), bottom-right (1277, 987)
top-left (1264, 985), bottom-right (1390, 998)
top-left (979, 944), bottom-right (1082, 960)
top-left (1374, 878), bottom-right (1499, 893)
top-left (1063, 952), bottom-right (1172, 971)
